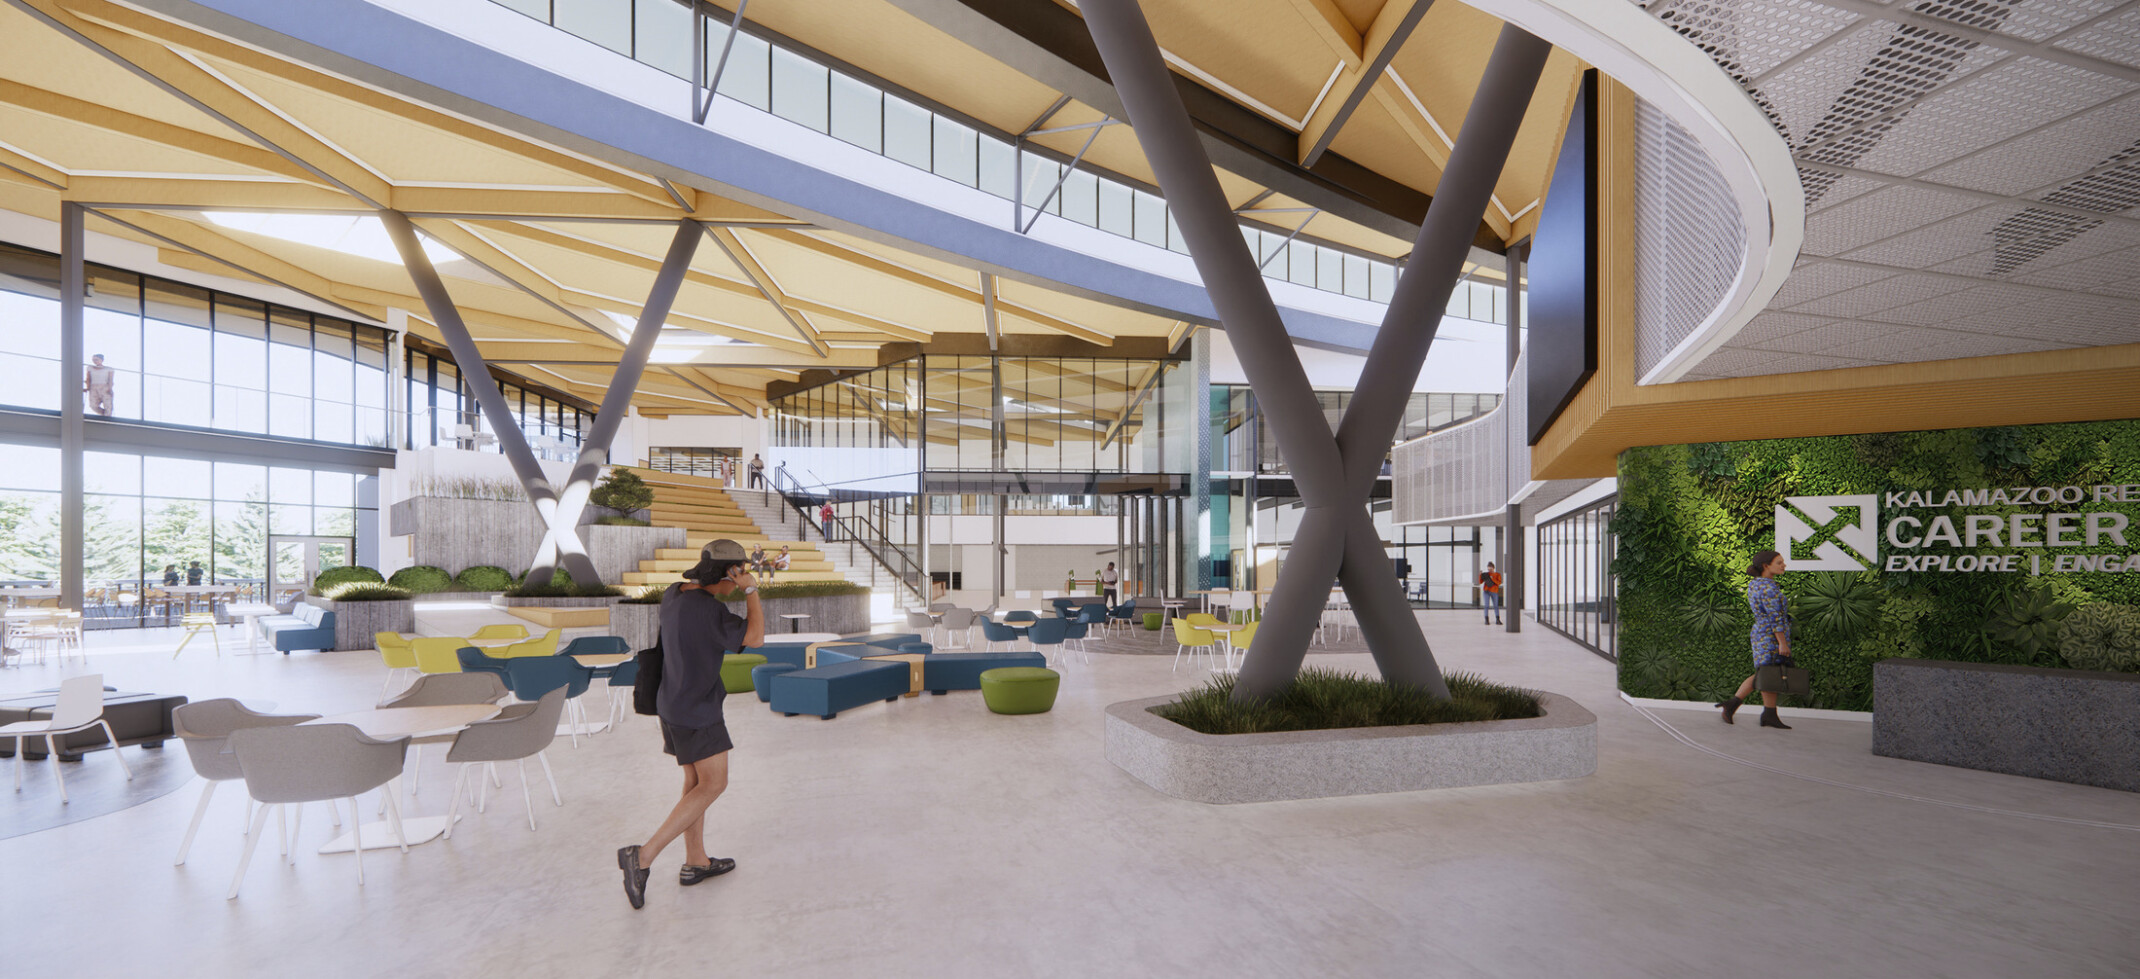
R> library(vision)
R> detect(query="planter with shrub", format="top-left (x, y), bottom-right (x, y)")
top-left (617, 580), bottom-right (871, 636)
top-left (1106, 670), bottom-right (1595, 804)
top-left (387, 565), bottom-right (454, 594)
top-left (302, 578), bottom-right (414, 651)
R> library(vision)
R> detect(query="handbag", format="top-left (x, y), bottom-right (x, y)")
top-left (632, 641), bottom-right (664, 716)
top-left (1755, 659), bottom-right (1810, 696)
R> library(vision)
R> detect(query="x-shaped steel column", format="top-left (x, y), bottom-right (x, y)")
top-left (383, 212), bottom-right (701, 586)
top-left (1082, 0), bottom-right (1550, 700)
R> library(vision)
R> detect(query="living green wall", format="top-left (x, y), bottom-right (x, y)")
top-left (1615, 419), bottom-right (2140, 710)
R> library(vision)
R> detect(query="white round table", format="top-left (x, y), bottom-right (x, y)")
top-left (304, 705), bottom-right (498, 852)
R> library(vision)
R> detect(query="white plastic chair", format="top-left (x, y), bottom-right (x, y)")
top-left (3, 673), bottom-right (133, 802)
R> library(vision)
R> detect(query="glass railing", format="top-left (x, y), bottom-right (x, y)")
top-left (485, 0), bottom-right (1513, 316)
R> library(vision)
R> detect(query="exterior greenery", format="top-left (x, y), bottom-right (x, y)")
top-left (1616, 420), bottom-right (2140, 709)
top-left (386, 565), bottom-right (453, 594)
top-left (452, 565), bottom-right (514, 592)
top-left (310, 565), bottom-right (383, 595)
top-left (1156, 668), bottom-right (1542, 735)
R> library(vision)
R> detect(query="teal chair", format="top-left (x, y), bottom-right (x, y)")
top-left (456, 646), bottom-right (513, 688)
top-left (1027, 617), bottom-right (1070, 670)
top-left (502, 656), bottom-right (596, 747)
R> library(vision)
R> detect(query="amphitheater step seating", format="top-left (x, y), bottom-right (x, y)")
top-left (622, 467), bottom-right (864, 591)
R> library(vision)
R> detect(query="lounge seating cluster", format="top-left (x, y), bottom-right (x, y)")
top-left (259, 604), bottom-right (335, 654)
top-left (745, 633), bottom-right (1053, 719)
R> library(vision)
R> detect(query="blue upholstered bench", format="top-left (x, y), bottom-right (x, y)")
top-left (922, 651), bottom-right (1047, 694)
top-left (260, 604), bottom-right (335, 654)
top-left (752, 642), bottom-right (812, 670)
top-left (767, 660), bottom-right (909, 719)
top-left (752, 662), bottom-right (800, 703)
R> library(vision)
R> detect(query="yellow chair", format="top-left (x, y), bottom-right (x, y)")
top-left (471, 623), bottom-right (528, 642)
top-left (411, 636), bottom-right (470, 674)
top-left (499, 628), bottom-right (562, 658)
top-left (1170, 618), bottom-right (1216, 673)
top-left (1184, 612), bottom-right (1220, 628)
top-left (1225, 621), bottom-right (1260, 671)
top-left (377, 632), bottom-right (418, 699)
top-left (173, 612), bottom-right (221, 659)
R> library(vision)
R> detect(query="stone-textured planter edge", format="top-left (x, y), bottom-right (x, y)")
top-left (1873, 658), bottom-right (2140, 792)
top-left (492, 595), bottom-right (625, 608)
top-left (1105, 692), bottom-right (1596, 804)
top-left (301, 595), bottom-right (414, 652)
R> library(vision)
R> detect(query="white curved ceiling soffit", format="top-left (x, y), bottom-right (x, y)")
top-left (1464, 0), bottom-right (1806, 385)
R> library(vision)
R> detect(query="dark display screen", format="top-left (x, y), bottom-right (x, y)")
top-left (1526, 69), bottom-right (1598, 446)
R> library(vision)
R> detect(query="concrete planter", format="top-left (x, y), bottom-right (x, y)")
top-left (389, 497), bottom-right (682, 582)
top-left (750, 591), bottom-right (870, 637)
top-left (302, 595), bottom-right (414, 652)
top-left (611, 602), bottom-right (661, 651)
top-left (409, 591), bottom-right (500, 603)
top-left (1105, 692), bottom-right (1596, 804)
top-left (1874, 658), bottom-right (2140, 792)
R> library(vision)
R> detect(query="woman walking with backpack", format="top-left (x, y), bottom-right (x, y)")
top-left (618, 539), bottom-right (765, 909)
top-left (1719, 549), bottom-right (1793, 730)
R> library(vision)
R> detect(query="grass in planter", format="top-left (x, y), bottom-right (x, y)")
top-left (595, 515), bottom-right (651, 526)
top-left (453, 565), bottom-right (515, 592)
top-left (1155, 668), bottom-right (1542, 735)
top-left (618, 585), bottom-right (666, 605)
top-left (321, 582), bottom-right (413, 602)
top-left (504, 581), bottom-right (623, 598)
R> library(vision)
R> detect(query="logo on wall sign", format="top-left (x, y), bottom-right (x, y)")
top-left (1777, 495), bottom-right (1881, 571)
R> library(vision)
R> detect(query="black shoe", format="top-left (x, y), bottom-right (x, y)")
top-left (680, 858), bottom-right (737, 885)
top-left (1760, 707), bottom-right (1792, 730)
top-left (617, 845), bottom-right (649, 909)
top-left (1718, 697), bottom-right (1742, 725)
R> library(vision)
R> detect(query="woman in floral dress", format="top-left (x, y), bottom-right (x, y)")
top-left (1719, 549), bottom-right (1793, 730)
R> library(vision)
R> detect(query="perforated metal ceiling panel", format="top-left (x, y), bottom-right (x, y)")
top-left (1638, 0), bottom-right (2140, 382)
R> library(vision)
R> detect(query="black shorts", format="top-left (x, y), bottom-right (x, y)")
top-left (660, 719), bottom-right (734, 765)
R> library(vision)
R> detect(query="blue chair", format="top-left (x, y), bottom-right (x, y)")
top-left (979, 619), bottom-right (1020, 652)
top-left (561, 636), bottom-right (630, 657)
top-left (1027, 617), bottom-right (1069, 669)
top-left (1062, 619), bottom-right (1092, 665)
top-left (502, 656), bottom-right (597, 747)
top-left (1003, 610), bottom-right (1038, 625)
top-left (1050, 597), bottom-right (1077, 618)
top-left (456, 646), bottom-right (513, 688)
top-left (1107, 602), bottom-right (1138, 634)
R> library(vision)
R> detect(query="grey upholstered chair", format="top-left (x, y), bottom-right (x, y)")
top-left (376, 672), bottom-right (508, 803)
top-left (905, 610), bottom-right (936, 646)
top-left (444, 688), bottom-right (567, 835)
top-left (938, 607), bottom-right (976, 649)
top-left (226, 723), bottom-right (410, 899)
top-left (171, 699), bottom-right (320, 866)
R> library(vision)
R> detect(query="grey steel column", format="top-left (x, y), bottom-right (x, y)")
top-left (1507, 245), bottom-right (1526, 375)
top-left (380, 210), bottom-right (569, 576)
top-left (1085, 0), bottom-right (1353, 698)
top-left (528, 221), bottom-right (701, 585)
top-left (1506, 503), bottom-right (1524, 633)
top-left (1330, 27), bottom-right (1552, 696)
top-left (58, 203), bottom-right (85, 611)
top-left (993, 495), bottom-right (1005, 604)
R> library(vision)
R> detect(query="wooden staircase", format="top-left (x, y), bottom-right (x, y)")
top-left (620, 468), bottom-right (849, 587)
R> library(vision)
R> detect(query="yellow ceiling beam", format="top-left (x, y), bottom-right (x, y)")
top-left (706, 227), bottom-right (828, 356)
top-left (1166, 319), bottom-right (1196, 353)
top-left (765, 230), bottom-right (1113, 346)
top-left (1297, 0), bottom-right (1425, 165)
top-left (393, 186), bottom-right (686, 220)
top-left (63, 175), bottom-right (355, 210)
top-left (0, 143), bottom-right (66, 188)
top-left (106, 209), bottom-right (382, 318)
top-left (62, 0), bottom-right (685, 210)
top-left (0, 78), bottom-right (318, 183)
top-left (1284, 0), bottom-right (1365, 68)
top-left (25, 0), bottom-right (393, 206)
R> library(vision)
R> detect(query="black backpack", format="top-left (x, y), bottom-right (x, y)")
top-left (632, 641), bottom-right (663, 716)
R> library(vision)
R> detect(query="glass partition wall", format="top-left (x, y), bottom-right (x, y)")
top-left (1537, 496), bottom-right (1618, 660)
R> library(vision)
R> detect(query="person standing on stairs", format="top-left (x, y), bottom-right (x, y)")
top-left (820, 501), bottom-right (835, 542)
top-left (747, 453), bottom-right (764, 489)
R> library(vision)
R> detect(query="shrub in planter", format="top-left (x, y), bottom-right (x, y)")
top-left (312, 565), bottom-right (383, 595)
top-left (321, 582), bottom-right (413, 602)
top-left (595, 515), bottom-right (652, 526)
top-left (2057, 603), bottom-right (2140, 672)
top-left (387, 565), bottom-right (453, 594)
top-left (453, 565), bottom-right (514, 592)
top-left (589, 468), bottom-right (654, 514)
top-left (618, 585), bottom-right (667, 605)
top-left (1155, 668), bottom-right (1542, 735)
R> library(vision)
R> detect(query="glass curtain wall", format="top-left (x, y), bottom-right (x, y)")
top-left (403, 346), bottom-right (589, 462)
top-left (0, 243), bottom-right (389, 445)
top-left (1537, 496), bottom-right (1618, 660)
top-left (0, 441), bottom-right (375, 628)
top-left (918, 355), bottom-right (1188, 473)
top-left (480, 0), bottom-right (1488, 307)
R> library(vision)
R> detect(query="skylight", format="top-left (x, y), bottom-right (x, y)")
top-left (204, 212), bottom-right (461, 265)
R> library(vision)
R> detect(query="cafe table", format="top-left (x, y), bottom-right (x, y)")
top-left (225, 603), bottom-right (281, 656)
top-left (302, 704), bottom-right (499, 852)
top-left (1204, 621), bottom-right (1248, 672)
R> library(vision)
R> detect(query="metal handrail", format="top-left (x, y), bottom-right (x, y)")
top-left (770, 469), bottom-right (926, 603)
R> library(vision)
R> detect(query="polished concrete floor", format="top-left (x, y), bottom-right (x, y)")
top-left (3, 611), bottom-right (2136, 978)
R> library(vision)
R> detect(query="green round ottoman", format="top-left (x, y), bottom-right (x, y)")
top-left (979, 667), bottom-right (1060, 715)
top-left (1142, 612), bottom-right (1162, 630)
top-left (721, 652), bottom-right (768, 693)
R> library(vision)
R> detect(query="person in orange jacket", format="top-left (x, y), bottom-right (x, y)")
top-left (1480, 562), bottom-right (1503, 625)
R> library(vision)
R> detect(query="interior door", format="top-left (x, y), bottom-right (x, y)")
top-left (267, 534), bottom-right (357, 605)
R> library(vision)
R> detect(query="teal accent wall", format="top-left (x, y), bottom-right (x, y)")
top-left (1615, 419), bottom-right (2140, 710)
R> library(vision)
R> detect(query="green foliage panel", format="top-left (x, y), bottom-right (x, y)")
top-left (1616, 419), bottom-right (2140, 710)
